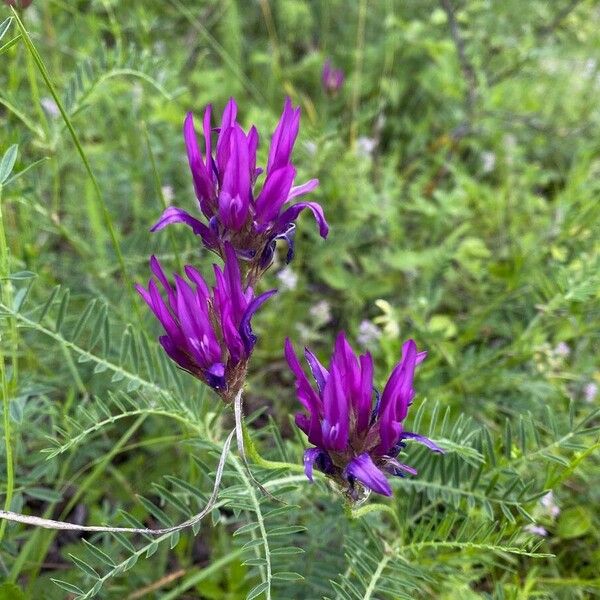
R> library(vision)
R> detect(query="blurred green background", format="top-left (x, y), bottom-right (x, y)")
top-left (0, 1), bottom-right (599, 598)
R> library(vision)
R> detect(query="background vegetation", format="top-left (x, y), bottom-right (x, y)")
top-left (0, 1), bottom-right (599, 598)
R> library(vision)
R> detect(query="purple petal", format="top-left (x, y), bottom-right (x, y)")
top-left (216, 97), bottom-right (238, 155)
top-left (150, 207), bottom-right (218, 249)
top-left (321, 364), bottom-right (349, 451)
top-left (295, 412), bottom-right (324, 448)
top-left (399, 432), bottom-right (444, 453)
top-left (274, 201), bottom-right (329, 239)
top-left (183, 112), bottom-right (214, 217)
top-left (203, 104), bottom-right (214, 178)
top-left (287, 178), bottom-right (319, 201)
top-left (205, 362), bottom-right (226, 390)
top-left (303, 447), bottom-right (322, 483)
top-left (356, 353), bottom-right (374, 434)
top-left (304, 347), bottom-right (329, 394)
top-left (239, 289), bottom-right (277, 355)
top-left (247, 125), bottom-right (259, 182)
top-left (285, 338), bottom-right (322, 416)
top-left (255, 166), bottom-right (296, 225)
top-left (378, 340), bottom-right (418, 451)
top-left (384, 457), bottom-right (418, 476)
top-left (267, 97), bottom-right (300, 174)
top-left (183, 264), bottom-right (211, 300)
top-left (159, 336), bottom-right (196, 374)
top-left (346, 453), bottom-right (392, 497)
top-left (222, 242), bottom-right (248, 323)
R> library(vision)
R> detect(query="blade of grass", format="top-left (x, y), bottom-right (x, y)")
top-left (142, 123), bottom-right (183, 273)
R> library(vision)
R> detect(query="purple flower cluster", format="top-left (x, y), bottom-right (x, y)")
top-left (136, 244), bottom-right (275, 401)
top-left (152, 97), bottom-right (328, 276)
top-left (322, 59), bottom-right (344, 95)
top-left (140, 96), bottom-right (441, 502)
top-left (286, 333), bottom-right (443, 497)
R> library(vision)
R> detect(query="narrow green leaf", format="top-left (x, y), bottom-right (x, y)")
top-left (246, 581), bottom-right (269, 600)
top-left (0, 17), bottom-right (13, 43)
top-left (0, 144), bottom-right (18, 183)
top-left (68, 554), bottom-right (100, 579)
top-left (50, 579), bottom-right (84, 595)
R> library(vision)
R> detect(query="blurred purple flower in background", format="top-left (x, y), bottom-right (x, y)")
top-left (136, 243), bottom-right (276, 400)
top-left (151, 97), bottom-right (328, 275)
top-left (524, 524), bottom-right (548, 537)
top-left (286, 333), bottom-right (443, 498)
top-left (322, 59), bottom-right (344, 95)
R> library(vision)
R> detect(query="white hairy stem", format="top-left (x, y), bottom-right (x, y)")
top-left (0, 429), bottom-right (235, 535)
top-left (233, 389), bottom-right (282, 504)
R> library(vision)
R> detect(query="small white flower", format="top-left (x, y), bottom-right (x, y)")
top-left (277, 266), bottom-right (298, 291)
top-left (161, 185), bottom-right (175, 204)
top-left (524, 524), bottom-right (548, 537)
top-left (304, 141), bottom-right (317, 156)
top-left (356, 136), bottom-right (376, 159)
top-left (309, 300), bottom-right (331, 325)
top-left (481, 151), bottom-right (496, 173)
top-left (553, 342), bottom-right (570, 358)
top-left (357, 320), bottom-right (381, 349)
top-left (41, 97), bottom-right (60, 119)
top-left (584, 382), bottom-right (598, 403)
top-left (541, 491), bottom-right (560, 519)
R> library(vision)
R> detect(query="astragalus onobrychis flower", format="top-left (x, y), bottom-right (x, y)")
top-left (151, 97), bottom-right (328, 279)
top-left (286, 333), bottom-right (443, 499)
top-left (136, 243), bottom-right (276, 401)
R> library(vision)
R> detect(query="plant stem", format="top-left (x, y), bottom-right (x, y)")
top-left (0, 183), bottom-right (15, 543)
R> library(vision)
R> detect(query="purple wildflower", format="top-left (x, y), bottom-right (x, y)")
top-left (136, 243), bottom-right (276, 401)
top-left (322, 59), bottom-right (344, 95)
top-left (286, 332), bottom-right (443, 499)
top-left (151, 97), bottom-right (328, 275)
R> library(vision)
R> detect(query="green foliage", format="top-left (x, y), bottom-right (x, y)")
top-left (1, 1), bottom-right (599, 599)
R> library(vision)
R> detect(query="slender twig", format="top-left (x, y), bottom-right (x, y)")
top-left (127, 568), bottom-right (186, 600)
top-left (0, 429), bottom-right (234, 535)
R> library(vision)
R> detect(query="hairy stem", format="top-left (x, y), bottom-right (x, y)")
top-left (0, 429), bottom-right (234, 535)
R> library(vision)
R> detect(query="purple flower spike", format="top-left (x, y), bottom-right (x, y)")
top-left (151, 97), bottom-right (328, 272)
top-left (136, 243), bottom-right (275, 401)
top-left (286, 333), bottom-right (443, 499)
top-left (322, 59), bottom-right (345, 95)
